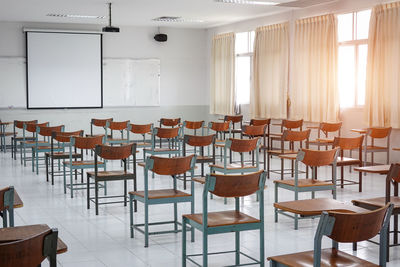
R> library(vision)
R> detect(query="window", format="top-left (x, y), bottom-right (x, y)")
top-left (235, 31), bottom-right (254, 105)
top-left (338, 9), bottom-right (371, 107)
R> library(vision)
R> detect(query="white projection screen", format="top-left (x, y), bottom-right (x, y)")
top-left (26, 31), bottom-right (102, 109)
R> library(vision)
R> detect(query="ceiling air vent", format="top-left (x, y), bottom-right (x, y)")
top-left (277, 0), bottom-right (338, 8)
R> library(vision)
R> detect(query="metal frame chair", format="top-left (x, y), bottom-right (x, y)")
top-left (159, 118), bottom-right (181, 128)
top-left (364, 127), bottom-right (392, 167)
top-left (268, 203), bottom-right (393, 267)
top-left (11, 120), bottom-right (37, 160)
top-left (20, 122), bottom-right (49, 166)
top-left (105, 120), bottom-right (131, 145)
top-left (274, 148), bottom-right (339, 229)
top-left (87, 143), bottom-right (137, 215)
top-left (129, 155), bottom-right (196, 247)
top-left (242, 124), bottom-right (268, 170)
top-left (182, 170), bottom-right (266, 267)
top-left (0, 186), bottom-right (14, 227)
top-left (308, 121), bottom-right (342, 150)
top-left (129, 123), bottom-right (153, 162)
top-left (0, 121), bottom-right (13, 153)
top-left (143, 127), bottom-right (181, 159)
top-left (63, 135), bottom-right (106, 198)
top-left (223, 115), bottom-right (243, 138)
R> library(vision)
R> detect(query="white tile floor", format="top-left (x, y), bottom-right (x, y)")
top-left (1, 151), bottom-right (400, 267)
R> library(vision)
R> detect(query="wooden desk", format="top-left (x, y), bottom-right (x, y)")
top-left (0, 224), bottom-right (67, 254)
top-left (351, 128), bottom-right (367, 134)
top-left (354, 164), bottom-right (391, 175)
top-left (274, 198), bottom-right (367, 216)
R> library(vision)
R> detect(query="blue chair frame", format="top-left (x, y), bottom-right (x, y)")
top-left (0, 186), bottom-right (14, 228)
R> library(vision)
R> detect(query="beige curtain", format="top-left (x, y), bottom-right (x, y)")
top-left (365, 2), bottom-right (400, 128)
top-left (290, 14), bottom-right (339, 122)
top-left (251, 22), bottom-right (289, 119)
top-left (210, 33), bottom-right (235, 115)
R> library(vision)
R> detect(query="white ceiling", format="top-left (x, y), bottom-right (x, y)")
top-left (0, 0), bottom-right (301, 29)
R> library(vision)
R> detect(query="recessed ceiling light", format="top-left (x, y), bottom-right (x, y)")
top-left (152, 16), bottom-right (204, 23)
top-left (47, 14), bottom-right (106, 19)
top-left (215, 0), bottom-right (279, 5)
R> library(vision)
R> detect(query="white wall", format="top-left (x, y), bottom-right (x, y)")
top-left (206, 0), bottom-right (400, 164)
top-left (0, 21), bottom-right (211, 133)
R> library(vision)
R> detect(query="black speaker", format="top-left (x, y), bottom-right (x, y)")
top-left (154, 33), bottom-right (167, 42)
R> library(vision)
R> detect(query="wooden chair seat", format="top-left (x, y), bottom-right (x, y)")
top-left (21, 140), bottom-right (47, 144)
top-left (366, 145), bottom-right (388, 151)
top-left (335, 156), bottom-right (361, 166)
top-left (308, 137), bottom-right (334, 145)
top-left (183, 210), bottom-right (259, 227)
top-left (138, 162), bottom-right (146, 168)
top-left (267, 149), bottom-right (297, 155)
top-left (136, 142), bottom-right (151, 147)
top-left (106, 138), bottom-right (129, 142)
top-left (130, 189), bottom-right (191, 199)
top-left (215, 143), bottom-right (225, 148)
top-left (45, 152), bottom-right (80, 157)
top-left (197, 155), bottom-right (213, 161)
top-left (0, 132), bottom-right (13, 136)
top-left (267, 248), bottom-right (378, 267)
top-left (210, 162), bottom-right (257, 170)
top-left (192, 177), bottom-right (206, 184)
top-left (63, 160), bottom-right (104, 166)
top-left (144, 148), bottom-right (179, 152)
top-left (352, 196), bottom-right (400, 210)
top-left (33, 146), bottom-right (53, 150)
top-left (274, 179), bottom-right (333, 188)
top-left (87, 170), bottom-right (133, 178)
top-left (278, 153), bottom-right (298, 160)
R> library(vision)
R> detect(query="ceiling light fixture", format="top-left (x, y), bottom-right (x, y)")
top-left (152, 16), bottom-right (204, 23)
top-left (215, 0), bottom-right (279, 5)
top-left (46, 14), bottom-right (105, 19)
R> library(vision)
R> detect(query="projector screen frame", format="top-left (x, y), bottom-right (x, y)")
top-left (25, 30), bottom-right (103, 110)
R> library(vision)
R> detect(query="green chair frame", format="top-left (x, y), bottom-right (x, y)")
top-left (129, 155), bottom-right (196, 247)
top-left (0, 186), bottom-right (14, 228)
top-left (182, 170), bottom-right (266, 267)
top-left (11, 120), bottom-right (37, 160)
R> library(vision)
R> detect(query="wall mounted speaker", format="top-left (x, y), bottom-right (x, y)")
top-left (154, 33), bottom-right (167, 42)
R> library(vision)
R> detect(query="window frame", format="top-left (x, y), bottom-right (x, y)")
top-left (235, 31), bottom-right (254, 105)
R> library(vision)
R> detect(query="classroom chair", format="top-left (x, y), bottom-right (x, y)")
top-left (143, 127), bottom-right (181, 163)
top-left (223, 114), bottom-right (243, 138)
top-left (364, 127), bottom-right (392, 167)
top-left (242, 124), bottom-right (268, 170)
top-left (308, 121), bottom-right (342, 150)
top-left (0, 121), bottom-right (13, 153)
top-left (11, 120), bottom-right (37, 160)
top-left (159, 117), bottom-right (181, 128)
top-left (249, 118), bottom-right (271, 148)
top-left (47, 130), bottom-right (83, 185)
top-left (182, 170), bottom-right (266, 267)
top-left (129, 155), bottom-right (196, 247)
top-left (268, 203), bottom-right (393, 267)
top-left (0, 226), bottom-right (59, 267)
top-left (207, 121), bottom-right (231, 160)
top-left (267, 129), bottom-right (310, 180)
top-left (20, 122), bottom-right (49, 167)
top-left (32, 125), bottom-right (64, 175)
top-left (90, 118), bottom-right (113, 137)
top-left (129, 123), bottom-right (153, 161)
top-left (332, 136), bottom-right (364, 191)
top-left (105, 120), bottom-right (130, 145)
top-left (87, 143), bottom-right (137, 215)
top-left (63, 135), bottom-right (106, 198)
top-left (0, 186), bottom-right (15, 227)
top-left (182, 120), bottom-right (205, 136)
top-left (274, 148), bottom-right (339, 229)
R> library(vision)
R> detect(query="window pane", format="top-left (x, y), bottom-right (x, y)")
top-left (338, 13), bottom-right (353, 42)
top-left (249, 31), bottom-right (255, 53)
top-left (357, 44), bottom-right (368, 105)
top-left (356, 9), bottom-right (371, 40)
top-left (235, 56), bottom-right (251, 104)
top-left (235, 32), bottom-right (249, 54)
top-left (338, 45), bottom-right (355, 108)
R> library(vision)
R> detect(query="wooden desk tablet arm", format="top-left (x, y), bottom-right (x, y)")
top-left (43, 228), bottom-right (59, 267)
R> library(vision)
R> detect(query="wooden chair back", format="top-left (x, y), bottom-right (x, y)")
top-left (14, 120), bottom-right (37, 129)
top-left (282, 119), bottom-right (303, 130)
top-left (282, 129), bottom-right (310, 142)
top-left (242, 125), bottom-right (267, 136)
top-left (209, 121), bottom-right (230, 132)
top-left (0, 227), bottom-right (58, 267)
top-left (160, 118), bottom-right (181, 127)
top-left (250, 118), bottom-right (271, 126)
top-left (107, 120), bottom-right (130, 131)
top-left (91, 118), bottom-right (113, 127)
top-left (183, 120), bottom-right (204, 130)
top-left (229, 138), bottom-right (259, 153)
top-left (333, 136), bottom-right (364, 151)
top-left (328, 203), bottom-right (391, 242)
top-left (130, 123), bottom-right (153, 134)
top-left (38, 125), bottom-right (64, 137)
top-left (320, 122), bottom-right (342, 134)
top-left (368, 127), bottom-right (392, 139)
top-left (385, 164), bottom-right (400, 201)
top-left (52, 130), bottom-right (84, 143)
top-left (298, 148), bottom-right (339, 167)
top-left (184, 134), bottom-right (215, 147)
top-left (25, 122), bottom-right (49, 133)
top-left (154, 127), bottom-right (180, 139)
top-left (95, 143), bottom-right (136, 160)
top-left (224, 115), bottom-right (243, 124)
top-left (72, 135), bottom-right (104, 150)
top-left (148, 155), bottom-right (195, 175)
top-left (207, 170), bottom-right (265, 198)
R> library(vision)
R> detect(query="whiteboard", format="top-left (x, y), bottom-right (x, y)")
top-left (0, 57), bottom-right (160, 108)
top-left (0, 57), bottom-right (26, 108)
top-left (103, 58), bottom-right (160, 106)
